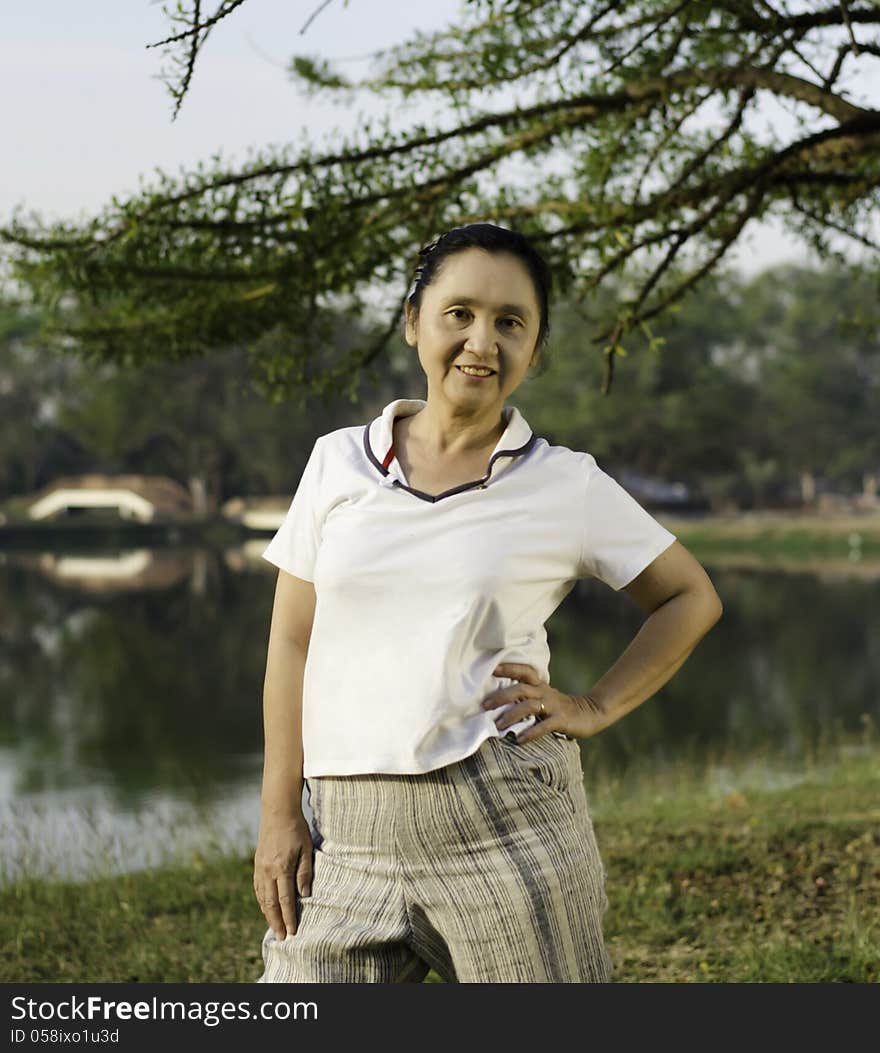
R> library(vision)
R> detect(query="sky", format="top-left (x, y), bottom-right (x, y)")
top-left (3, 0), bottom-right (877, 278)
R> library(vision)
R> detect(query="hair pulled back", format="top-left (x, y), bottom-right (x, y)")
top-left (406, 223), bottom-right (553, 362)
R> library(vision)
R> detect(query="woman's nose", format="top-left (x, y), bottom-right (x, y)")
top-left (464, 318), bottom-right (497, 352)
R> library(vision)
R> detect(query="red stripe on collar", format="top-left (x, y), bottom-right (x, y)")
top-left (381, 444), bottom-right (395, 470)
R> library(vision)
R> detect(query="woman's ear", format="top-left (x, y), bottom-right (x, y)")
top-left (404, 301), bottom-right (418, 347)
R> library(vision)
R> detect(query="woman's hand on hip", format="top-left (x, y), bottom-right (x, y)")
top-left (481, 662), bottom-right (607, 742)
top-left (253, 812), bottom-right (314, 941)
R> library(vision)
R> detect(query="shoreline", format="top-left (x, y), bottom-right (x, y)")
top-left (663, 507), bottom-right (880, 534)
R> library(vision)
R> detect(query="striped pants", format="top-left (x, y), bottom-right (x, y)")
top-left (257, 730), bottom-right (613, 983)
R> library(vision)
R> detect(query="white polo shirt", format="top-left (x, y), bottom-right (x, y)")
top-left (261, 397), bottom-right (676, 777)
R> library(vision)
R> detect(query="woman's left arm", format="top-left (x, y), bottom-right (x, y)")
top-left (485, 541), bottom-right (723, 742)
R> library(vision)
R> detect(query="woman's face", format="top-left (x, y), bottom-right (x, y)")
top-left (404, 247), bottom-right (541, 415)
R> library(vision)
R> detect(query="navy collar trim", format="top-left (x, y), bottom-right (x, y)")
top-left (362, 400), bottom-right (537, 504)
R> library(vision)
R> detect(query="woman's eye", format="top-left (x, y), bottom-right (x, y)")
top-left (449, 310), bottom-right (519, 328)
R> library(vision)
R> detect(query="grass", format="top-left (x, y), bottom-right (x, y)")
top-left (595, 749), bottom-right (880, 982)
top-left (2, 743), bottom-right (877, 984)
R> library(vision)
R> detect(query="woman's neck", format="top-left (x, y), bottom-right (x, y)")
top-left (402, 399), bottom-right (507, 458)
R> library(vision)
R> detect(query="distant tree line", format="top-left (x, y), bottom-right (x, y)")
top-left (1, 258), bottom-right (877, 514)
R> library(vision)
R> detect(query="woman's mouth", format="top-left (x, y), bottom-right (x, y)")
top-left (456, 364), bottom-right (496, 379)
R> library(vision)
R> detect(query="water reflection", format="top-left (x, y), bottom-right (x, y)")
top-left (1, 542), bottom-right (879, 881)
top-left (0, 776), bottom-right (262, 884)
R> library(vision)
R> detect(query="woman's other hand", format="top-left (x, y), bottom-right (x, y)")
top-left (481, 662), bottom-right (607, 742)
top-left (253, 813), bottom-right (314, 941)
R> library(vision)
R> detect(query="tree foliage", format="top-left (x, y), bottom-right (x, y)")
top-left (1, 0), bottom-right (879, 402)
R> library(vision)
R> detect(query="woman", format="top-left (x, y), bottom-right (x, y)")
top-left (254, 223), bottom-right (722, 983)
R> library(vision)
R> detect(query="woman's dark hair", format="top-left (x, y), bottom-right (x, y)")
top-left (406, 223), bottom-right (553, 370)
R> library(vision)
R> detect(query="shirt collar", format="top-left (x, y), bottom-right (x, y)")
top-left (363, 398), bottom-right (535, 485)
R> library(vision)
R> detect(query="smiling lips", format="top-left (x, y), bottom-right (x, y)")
top-left (456, 364), bottom-right (496, 379)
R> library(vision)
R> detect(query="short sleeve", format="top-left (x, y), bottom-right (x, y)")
top-left (261, 438), bottom-right (325, 581)
top-left (578, 453), bottom-right (677, 591)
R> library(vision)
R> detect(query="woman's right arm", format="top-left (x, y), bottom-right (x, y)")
top-left (253, 569), bottom-right (317, 941)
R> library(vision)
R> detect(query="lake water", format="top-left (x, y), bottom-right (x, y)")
top-left (1, 539), bottom-right (878, 883)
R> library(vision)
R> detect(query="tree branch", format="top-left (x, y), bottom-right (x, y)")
top-left (838, 0), bottom-right (863, 54)
top-left (146, 0), bottom-right (248, 49)
top-left (791, 197), bottom-right (880, 251)
top-left (299, 0), bottom-right (337, 36)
